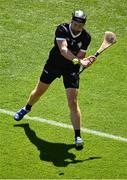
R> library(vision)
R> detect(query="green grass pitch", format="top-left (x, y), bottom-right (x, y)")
top-left (0, 0), bottom-right (127, 178)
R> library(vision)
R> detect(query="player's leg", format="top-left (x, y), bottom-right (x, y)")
top-left (66, 88), bottom-right (83, 146)
top-left (63, 74), bottom-right (84, 147)
top-left (26, 81), bottom-right (49, 107)
top-left (14, 64), bottom-right (59, 121)
top-left (66, 88), bottom-right (81, 129)
top-left (14, 81), bottom-right (50, 121)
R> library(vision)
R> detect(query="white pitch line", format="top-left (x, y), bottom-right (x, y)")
top-left (0, 108), bottom-right (127, 143)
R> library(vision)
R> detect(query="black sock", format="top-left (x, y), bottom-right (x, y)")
top-left (75, 129), bottom-right (81, 138)
top-left (25, 104), bottom-right (32, 111)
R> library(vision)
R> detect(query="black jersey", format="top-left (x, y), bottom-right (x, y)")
top-left (47, 23), bottom-right (91, 68)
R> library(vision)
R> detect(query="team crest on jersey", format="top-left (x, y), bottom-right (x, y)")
top-left (77, 42), bottom-right (82, 48)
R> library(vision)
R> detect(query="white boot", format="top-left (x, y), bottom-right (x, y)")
top-left (75, 136), bottom-right (84, 147)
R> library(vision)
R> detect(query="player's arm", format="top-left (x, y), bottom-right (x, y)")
top-left (57, 39), bottom-right (94, 67)
top-left (77, 35), bottom-right (96, 65)
top-left (77, 50), bottom-right (96, 63)
top-left (77, 33), bottom-right (91, 59)
top-left (56, 39), bottom-right (76, 61)
top-left (56, 26), bottom-right (94, 67)
top-left (76, 49), bottom-right (86, 59)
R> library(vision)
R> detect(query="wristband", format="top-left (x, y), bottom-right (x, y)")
top-left (72, 58), bottom-right (79, 65)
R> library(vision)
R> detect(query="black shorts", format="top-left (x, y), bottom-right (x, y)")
top-left (40, 63), bottom-right (80, 89)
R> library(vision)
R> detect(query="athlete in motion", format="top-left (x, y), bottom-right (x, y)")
top-left (14, 10), bottom-right (96, 147)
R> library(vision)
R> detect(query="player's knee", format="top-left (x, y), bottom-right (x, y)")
top-left (68, 98), bottom-right (77, 110)
top-left (31, 88), bottom-right (43, 97)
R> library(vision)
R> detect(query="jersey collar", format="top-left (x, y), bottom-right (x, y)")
top-left (69, 23), bottom-right (82, 38)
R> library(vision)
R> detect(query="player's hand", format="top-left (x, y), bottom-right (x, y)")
top-left (80, 59), bottom-right (92, 67)
top-left (86, 55), bottom-right (96, 63)
top-left (80, 55), bottom-right (96, 67)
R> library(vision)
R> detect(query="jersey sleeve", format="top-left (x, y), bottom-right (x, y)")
top-left (55, 25), bottom-right (68, 40)
top-left (80, 33), bottom-right (91, 52)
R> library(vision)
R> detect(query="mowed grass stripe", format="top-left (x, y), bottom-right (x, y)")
top-left (1, 108), bottom-right (127, 143)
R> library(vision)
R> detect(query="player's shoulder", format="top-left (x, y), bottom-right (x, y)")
top-left (82, 29), bottom-right (91, 40)
top-left (56, 23), bottom-right (69, 33)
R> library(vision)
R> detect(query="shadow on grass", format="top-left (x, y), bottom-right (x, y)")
top-left (14, 123), bottom-right (101, 167)
top-left (14, 123), bottom-right (84, 167)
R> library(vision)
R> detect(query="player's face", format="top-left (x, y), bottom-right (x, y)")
top-left (71, 21), bottom-right (84, 34)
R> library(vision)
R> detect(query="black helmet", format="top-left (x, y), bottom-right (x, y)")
top-left (72, 10), bottom-right (87, 24)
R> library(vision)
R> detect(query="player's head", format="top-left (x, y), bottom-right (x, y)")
top-left (71, 10), bottom-right (87, 33)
